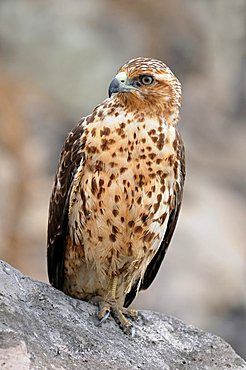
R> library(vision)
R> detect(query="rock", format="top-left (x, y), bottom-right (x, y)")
top-left (0, 261), bottom-right (245, 370)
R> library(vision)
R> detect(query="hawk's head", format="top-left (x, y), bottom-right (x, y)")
top-left (108, 57), bottom-right (182, 125)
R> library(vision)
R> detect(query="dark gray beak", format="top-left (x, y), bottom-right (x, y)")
top-left (108, 78), bottom-right (120, 98)
top-left (108, 72), bottom-right (136, 98)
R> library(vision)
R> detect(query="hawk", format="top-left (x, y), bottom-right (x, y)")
top-left (47, 57), bottom-right (185, 335)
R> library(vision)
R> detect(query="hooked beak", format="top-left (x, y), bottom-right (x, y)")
top-left (108, 71), bottom-right (136, 97)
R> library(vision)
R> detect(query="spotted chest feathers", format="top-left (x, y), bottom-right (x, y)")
top-left (66, 100), bottom-right (182, 294)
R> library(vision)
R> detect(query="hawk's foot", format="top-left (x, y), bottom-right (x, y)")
top-left (91, 296), bottom-right (137, 336)
top-left (89, 277), bottom-right (137, 336)
top-left (110, 301), bottom-right (136, 336)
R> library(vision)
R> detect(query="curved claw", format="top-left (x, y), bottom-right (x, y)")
top-left (119, 320), bottom-right (136, 337)
top-left (129, 324), bottom-right (136, 338)
top-left (96, 309), bottom-right (110, 326)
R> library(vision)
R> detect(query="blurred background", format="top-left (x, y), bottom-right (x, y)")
top-left (0, 0), bottom-right (245, 358)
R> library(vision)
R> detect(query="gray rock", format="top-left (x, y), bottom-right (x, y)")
top-left (0, 260), bottom-right (245, 370)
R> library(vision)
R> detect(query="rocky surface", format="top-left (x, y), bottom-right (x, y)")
top-left (0, 261), bottom-right (245, 370)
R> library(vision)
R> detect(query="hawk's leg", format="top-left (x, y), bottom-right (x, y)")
top-left (91, 276), bottom-right (138, 335)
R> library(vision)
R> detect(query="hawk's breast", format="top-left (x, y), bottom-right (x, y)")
top-left (67, 105), bottom-right (181, 288)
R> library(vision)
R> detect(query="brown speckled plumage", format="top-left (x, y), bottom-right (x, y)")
top-left (47, 57), bottom-right (185, 331)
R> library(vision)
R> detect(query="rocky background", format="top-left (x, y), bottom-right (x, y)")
top-left (0, 0), bottom-right (245, 359)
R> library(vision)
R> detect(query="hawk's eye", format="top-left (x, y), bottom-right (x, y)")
top-left (140, 75), bottom-right (154, 85)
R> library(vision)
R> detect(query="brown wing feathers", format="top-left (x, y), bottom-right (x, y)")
top-left (47, 121), bottom-right (84, 289)
top-left (124, 136), bottom-right (185, 307)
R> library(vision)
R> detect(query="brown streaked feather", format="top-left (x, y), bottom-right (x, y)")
top-left (47, 119), bottom-right (85, 289)
top-left (124, 134), bottom-right (185, 307)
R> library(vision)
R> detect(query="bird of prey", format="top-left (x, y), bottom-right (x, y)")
top-left (47, 57), bottom-right (185, 335)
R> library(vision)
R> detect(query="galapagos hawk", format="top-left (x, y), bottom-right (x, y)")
top-left (47, 57), bottom-right (185, 335)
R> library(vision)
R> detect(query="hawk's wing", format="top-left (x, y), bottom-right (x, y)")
top-left (124, 133), bottom-right (185, 307)
top-left (47, 120), bottom-right (85, 289)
